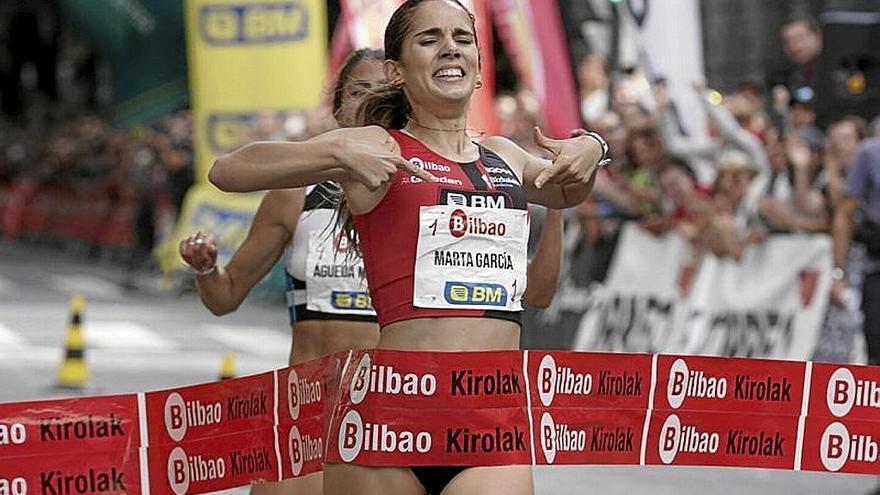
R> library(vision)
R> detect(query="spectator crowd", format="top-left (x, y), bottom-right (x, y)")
top-left (0, 112), bottom-right (193, 282)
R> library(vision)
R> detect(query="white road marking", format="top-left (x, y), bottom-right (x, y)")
top-left (201, 324), bottom-right (290, 360)
top-left (84, 321), bottom-right (179, 350)
top-left (50, 275), bottom-right (124, 299)
top-left (0, 323), bottom-right (25, 347)
top-left (0, 345), bottom-right (276, 376)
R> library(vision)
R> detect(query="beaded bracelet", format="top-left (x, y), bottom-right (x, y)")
top-left (182, 262), bottom-right (218, 276)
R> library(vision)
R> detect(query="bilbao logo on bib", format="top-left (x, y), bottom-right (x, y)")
top-left (333, 232), bottom-right (352, 254)
top-left (448, 209), bottom-right (508, 238)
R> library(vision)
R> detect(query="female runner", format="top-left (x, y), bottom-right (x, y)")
top-left (208, 1), bottom-right (606, 493)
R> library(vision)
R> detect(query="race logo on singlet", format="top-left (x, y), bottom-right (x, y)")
top-left (413, 205), bottom-right (528, 311)
top-left (440, 189), bottom-right (510, 209)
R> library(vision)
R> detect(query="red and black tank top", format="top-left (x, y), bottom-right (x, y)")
top-left (353, 129), bottom-right (527, 328)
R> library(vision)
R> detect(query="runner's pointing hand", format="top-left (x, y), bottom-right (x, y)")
top-left (334, 126), bottom-right (437, 190)
top-left (532, 127), bottom-right (604, 189)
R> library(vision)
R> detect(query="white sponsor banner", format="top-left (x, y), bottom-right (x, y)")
top-left (618, 0), bottom-right (712, 183)
top-left (574, 224), bottom-right (832, 360)
top-left (574, 222), bottom-right (692, 353)
top-left (630, 0), bottom-right (706, 137)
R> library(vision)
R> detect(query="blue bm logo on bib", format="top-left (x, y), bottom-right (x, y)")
top-left (331, 291), bottom-right (373, 311)
top-left (444, 282), bottom-right (507, 306)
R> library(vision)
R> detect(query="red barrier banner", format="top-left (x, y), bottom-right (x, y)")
top-left (279, 415), bottom-right (325, 480)
top-left (326, 404), bottom-right (531, 466)
top-left (147, 427), bottom-right (278, 495)
top-left (643, 410), bottom-right (799, 470)
top-left (144, 372), bottom-right (275, 447)
top-left (280, 356), bottom-right (330, 425)
top-left (339, 350), bottom-right (527, 410)
top-left (532, 407), bottom-right (646, 466)
top-left (653, 355), bottom-right (805, 416)
top-left (527, 351), bottom-right (652, 411)
top-left (0, 395), bottom-right (140, 460)
top-left (0, 451), bottom-right (142, 495)
top-left (7, 349), bottom-right (880, 493)
top-left (277, 353), bottom-right (348, 479)
top-left (808, 363), bottom-right (880, 421)
top-left (801, 416), bottom-right (880, 474)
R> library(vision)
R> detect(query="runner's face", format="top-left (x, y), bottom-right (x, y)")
top-left (392, 0), bottom-right (479, 114)
top-left (337, 60), bottom-right (385, 128)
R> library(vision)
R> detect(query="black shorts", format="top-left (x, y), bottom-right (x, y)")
top-left (411, 466), bottom-right (467, 494)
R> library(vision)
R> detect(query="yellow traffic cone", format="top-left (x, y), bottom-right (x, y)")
top-left (219, 352), bottom-right (235, 380)
top-left (57, 295), bottom-right (88, 388)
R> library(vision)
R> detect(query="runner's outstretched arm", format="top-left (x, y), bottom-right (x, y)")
top-left (180, 189), bottom-right (302, 315)
top-left (481, 128), bottom-right (605, 209)
top-left (209, 126), bottom-right (436, 193)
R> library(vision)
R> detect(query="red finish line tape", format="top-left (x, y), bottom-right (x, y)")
top-left (1, 351), bottom-right (879, 495)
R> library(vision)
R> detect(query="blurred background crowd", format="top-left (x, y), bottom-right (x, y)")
top-left (0, 0), bottom-right (879, 358)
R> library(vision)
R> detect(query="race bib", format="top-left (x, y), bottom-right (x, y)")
top-left (305, 230), bottom-right (375, 315)
top-left (414, 205), bottom-right (528, 311)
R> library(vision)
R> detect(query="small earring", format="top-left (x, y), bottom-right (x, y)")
top-left (475, 80), bottom-right (483, 89)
